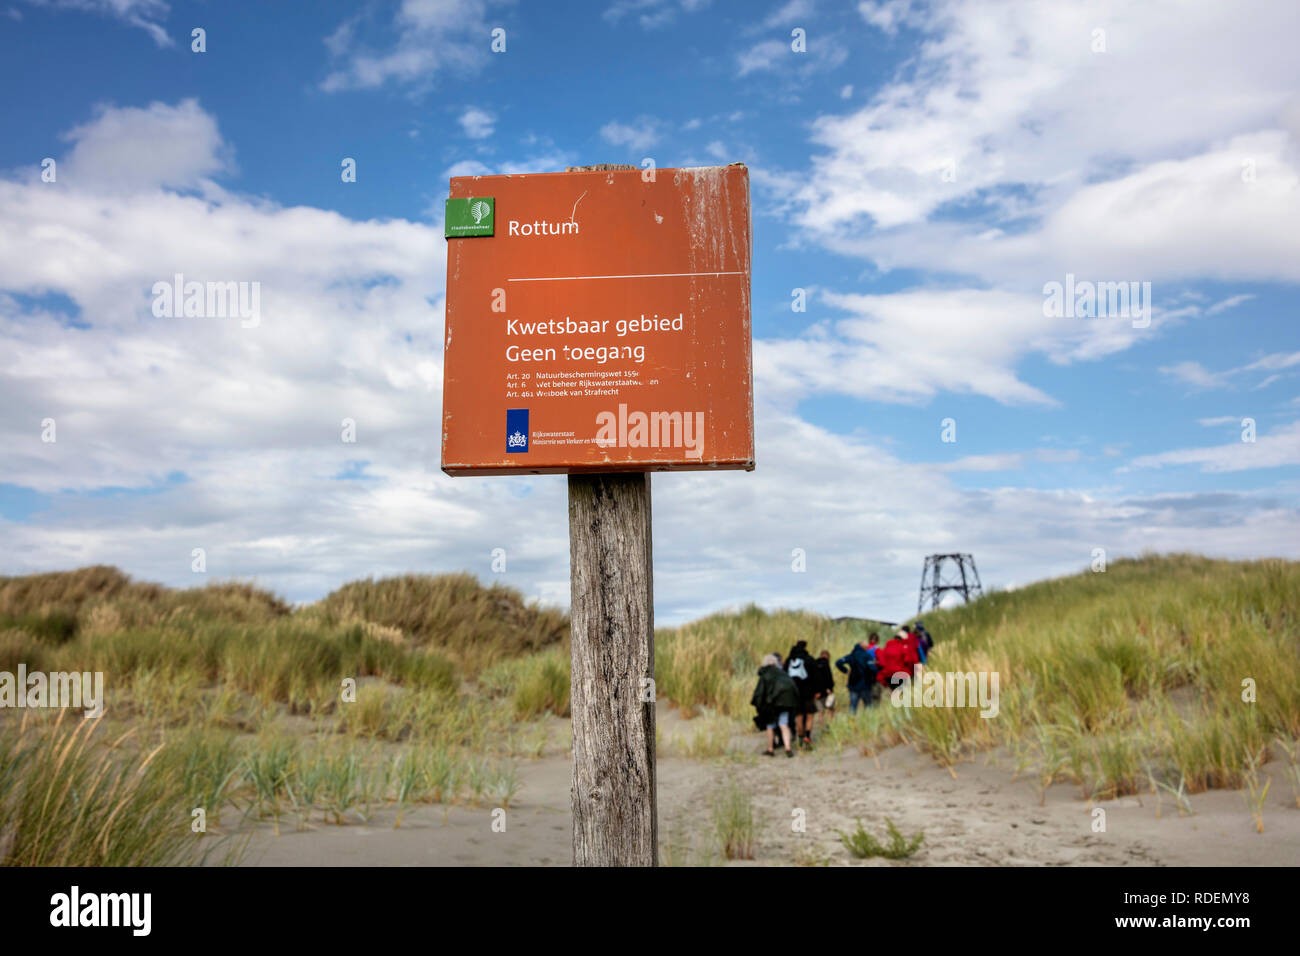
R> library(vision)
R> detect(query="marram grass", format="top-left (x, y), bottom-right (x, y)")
top-left (0, 553), bottom-right (1296, 864)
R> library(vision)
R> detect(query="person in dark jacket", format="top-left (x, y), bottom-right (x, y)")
top-left (836, 638), bottom-right (879, 712)
top-left (752, 654), bottom-right (800, 757)
top-left (913, 621), bottom-right (934, 657)
top-left (785, 639), bottom-right (819, 746)
top-left (902, 624), bottom-right (927, 666)
top-left (810, 649), bottom-right (836, 725)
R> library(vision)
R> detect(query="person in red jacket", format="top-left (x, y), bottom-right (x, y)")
top-left (875, 629), bottom-right (920, 688)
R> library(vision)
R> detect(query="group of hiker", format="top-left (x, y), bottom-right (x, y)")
top-left (750, 621), bottom-right (935, 757)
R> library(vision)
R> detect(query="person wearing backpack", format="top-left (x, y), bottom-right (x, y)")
top-left (901, 624), bottom-right (926, 667)
top-left (751, 653), bottom-right (800, 757)
top-left (835, 637), bottom-right (879, 712)
top-left (785, 640), bottom-right (818, 746)
top-left (914, 621), bottom-right (935, 655)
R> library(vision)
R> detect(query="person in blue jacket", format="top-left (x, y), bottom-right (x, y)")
top-left (836, 636), bottom-right (880, 712)
top-left (913, 620), bottom-right (934, 663)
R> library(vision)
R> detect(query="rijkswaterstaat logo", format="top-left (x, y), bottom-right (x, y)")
top-left (506, 408), bottom-right (529, 452)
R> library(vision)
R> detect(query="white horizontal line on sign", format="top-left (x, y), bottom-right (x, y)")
top-left (507, 272), bottom-right (744, 282)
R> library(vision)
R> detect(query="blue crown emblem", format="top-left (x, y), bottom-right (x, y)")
top-left (506, 409), bottom-right (529, 453)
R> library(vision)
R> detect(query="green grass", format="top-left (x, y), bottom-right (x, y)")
top-left (0, 712), bottom-right (239, 866)
top-left (0, 566), bottom-right (572, 864)
top-left (313, 572), bottom-right (568, 673)
top-left (711, 780), bottom-right (756, 860)
top-left (154, 725), bottom-right (243, 827)
top-left (1, 553), bottom-right (1296, 864)
top-left (480, 646), bottom-right (571, 719)
top-left (653, 554), bottom-right (1300, 799)
top-left (839, 817), bottom-right (925, 860)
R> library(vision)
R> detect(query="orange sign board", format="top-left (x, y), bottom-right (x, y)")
top-left (441, 165), bottom-right (754, 476)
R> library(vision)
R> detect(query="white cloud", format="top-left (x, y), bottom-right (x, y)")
top-left (1, 102), bottom-right (443, 493)
top-left (457, 107), bottom-right (495, 139)
top-left (1245, 351), bottom-right (1300, 372)
top-left (57, 99), bottom-right (229, 194)
top-left (736, 39), bottom-right (786, 76)
top-left (603, 0), bottom-right (706, 30)
top-left (1206, 293), bottom-right (1256, 316)
top-left (1036, 448), bottom-right (1082, 464)
top-left (935, 452), bottom-right (1086, 476)
top-left (788, 0), bottom-right (1300, 287)
top-left (758, 285), bottom-right (1166, 409)
top-left (599, 116), bottom-right (662, 154)
top-left (320, 0), bottom-right (492, 92)
top-left (648, 407), bottom-right (1300, 622)
top-left (737, 31), bottom-right (846, 79)
top-left (440, 150), bottom-right (576, 185)
top-left (750, 0), bottom-right (1300, 417)
top-left (1160, 361), bottom-right (1231, 389)
top-left (1159, 351), bottom-right (1300, 391)
top-left (5, 98), bottom-right (1299, 626)
top-left (1128, 421), bottom-right (1300, 473)
top-left (763, 0), bottom-right (813, 28)
top-left (442, 159), bottom-right (493, 180)
top-left (26, 0), bottom-right (172, 46)
top-left (939, 453), bottom-right (1023, 472)
top-left (857, 0), bottom-right (914, 35)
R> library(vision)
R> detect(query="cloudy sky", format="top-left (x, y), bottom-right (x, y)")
top-left (1, 0), bottom-right (1297, 624)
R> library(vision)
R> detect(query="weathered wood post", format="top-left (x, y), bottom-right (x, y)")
top-left (568, 472), bottom-right (656, 866)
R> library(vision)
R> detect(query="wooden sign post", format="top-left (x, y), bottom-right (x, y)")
top-left (442, 162), bottom-right (753, 866)
top-left (568, 470), bottom-right (655, 865)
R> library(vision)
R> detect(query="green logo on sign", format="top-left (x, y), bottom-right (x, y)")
top-left (445, 196), bottom-right (495, 237)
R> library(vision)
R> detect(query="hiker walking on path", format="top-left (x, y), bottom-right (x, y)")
top-left (913, 620), bottom-right (935, 661)
top-left (752, 653), bottom-right (800, 757)
top-left (811, 649), bottom-right (836, 725)
top-left (785, 639), bottom-right (819, 746)
top-left (836, 637), bottom-right (879, 712)
top-left (900, 625), bottom-right (925, 668)
top-left (876, 628), bottom-right (921, 689)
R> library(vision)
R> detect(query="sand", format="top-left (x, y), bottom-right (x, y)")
top-left (232, 707), bottom-right (1300, 867)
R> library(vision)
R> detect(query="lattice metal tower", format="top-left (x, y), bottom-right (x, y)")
top-left (917, 553), bottom-right (983, 614)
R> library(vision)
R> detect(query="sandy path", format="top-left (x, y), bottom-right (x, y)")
top-left (663, 744), bottom-right (1298, 866)
top-left (233, 739), bottom-right (1300, 866)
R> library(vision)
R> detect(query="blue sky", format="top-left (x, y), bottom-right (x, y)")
top-left (1, 0), bottom-right (1298, 623)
